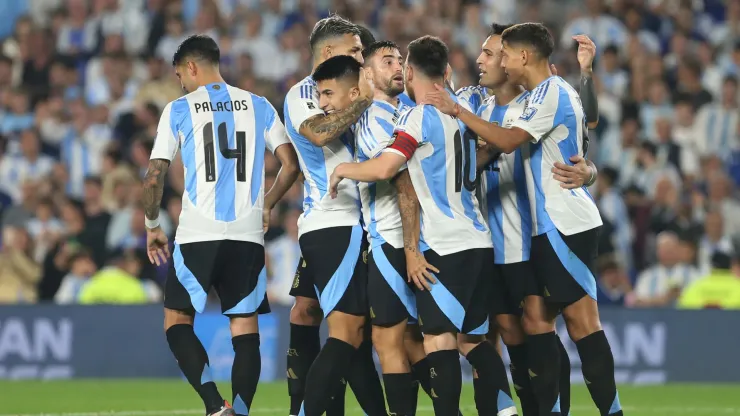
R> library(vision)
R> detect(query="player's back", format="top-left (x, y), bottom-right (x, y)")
top-left (393, 104), bottom-right (491, 256)
top-left (355, 99), bottom-right (409, 249)
top-left (284, 76), bottom-right (360, 236)
top-left (158, 82), bottom-right (282, 245)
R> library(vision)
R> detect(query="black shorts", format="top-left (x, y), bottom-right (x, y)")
top-left (166, 240), bottom-right (270, 316)
top-left (530, 227), bottom-right (601, 306)
top-left (417, 248), bottom-right (492, 336)
top-left (368, 243), bottom-right (416, 327)
top-left (489, 261), bottom-right (539, 316)
top-left (299, 225), bottom-right (368, 317)
top-left (288, 255), bottom-right (318, 300)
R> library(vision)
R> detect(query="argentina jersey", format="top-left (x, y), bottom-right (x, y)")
top-left (354, 99), bottom-right (411, 249)
top-left (386, 105), bottom-right (491, 256)
top-left (150, 82), bottom-right (290, 245)
top-left (477, 92), bottom-right (533, 264)
top-left (455, 85), bottom-right (488, 114)
top-left (284, 76), bottom-right (361, 236)
top-left (512, 76), bottom-right (602, 236)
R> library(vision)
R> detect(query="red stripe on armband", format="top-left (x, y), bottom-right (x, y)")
top-left (388, 131), bottom-right (419, 160)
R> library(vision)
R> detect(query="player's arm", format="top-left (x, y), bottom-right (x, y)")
top-left (573, 34), bottom-right (599, 129)
top-left (299, 98), bottom-right (372, 146)
top-left (552, 155), bottom-right (598, 189)
top-left (329, 152), bottom-right (407, 198)
top-left (142, 159), bottom-right (170, 222)
top-left (477, 142), bottom-right (500, 170)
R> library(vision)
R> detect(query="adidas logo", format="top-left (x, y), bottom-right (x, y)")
top-left (528, 369), bottom-right (537, 378)
top-left (287, 368), bottom-right (298, 379)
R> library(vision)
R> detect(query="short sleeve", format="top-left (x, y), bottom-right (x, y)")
top-left (384, 107), bottom-right (424, 160)
top-left (150, 101), bottom-right (179, 161)
top-left (260, 97), bottom-right (290, 153)
top-left (285, 82), bottom-right (323, 132)
top-left (357, 107), bottom-right (397, 160)
top-left (456, 86), bottom-right (486, 114)
top-left (510, 81), bottom-right (559, 143)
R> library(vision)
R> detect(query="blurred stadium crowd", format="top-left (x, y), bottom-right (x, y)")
top-left (1, 0), bottom-right (740, 309)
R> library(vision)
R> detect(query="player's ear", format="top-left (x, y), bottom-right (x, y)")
top-left (349, 84), bottom-right (360, 100)
top-left (187, 61), bottom-right (197, 76)
top-left (323, 45), bottom-right (333, 60)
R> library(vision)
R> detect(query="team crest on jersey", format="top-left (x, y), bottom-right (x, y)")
top-left (388, 132), bottom-right (398, 147)
top-left (306, 101), bottom-right (316, 110)
top-left (520, 106), bottom-right (537, 122)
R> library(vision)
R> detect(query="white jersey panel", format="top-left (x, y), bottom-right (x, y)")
top-left (284, 76), bottom-right (361, 237)
top-left (455, 85), bottom-right (488, 114)
top-left (511, 76), bottom-right (602, 236)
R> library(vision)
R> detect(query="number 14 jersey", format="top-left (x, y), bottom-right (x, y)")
top-left (385, 104), bottom-right (491, 256)
top-left (150, 82), bottom-right (290, 245)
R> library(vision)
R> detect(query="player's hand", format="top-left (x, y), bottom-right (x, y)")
top-left (146, 226), bottom-right (170, 266)
top-left (573, 35), bottom-right (596, 73)
top-left (552, 155), bottom-right (591, 189)
top-left (329, 166), bottom-right (345, 199)
top-left (405, 249), bottom-right (439, 291)
top-left (358, 69), bottom-right (374, 99)
top-left (424, 84), bottom-right (459, 116)
top-left (262, 206), bottom-right (271, 232)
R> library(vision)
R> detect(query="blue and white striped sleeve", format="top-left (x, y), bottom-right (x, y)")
top-left (358, 108), bottom-right (397, 159)
top-left (150, 101), bottom-right (179, 161)
top-left (285, 83), bottom-right (323, 132)
top-left (260, 97), bottom-right (290, 153)
top-left (510, 81), bottom-right (559, 143)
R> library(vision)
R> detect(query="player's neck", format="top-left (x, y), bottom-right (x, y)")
top-left (522, 64), bottom-right (553, 92)
top-left (196, 72), bottom-right (226, 88)
top-left (374, 89), bottom-right (399, 107)
top-left (414, 79), bottom-right (443, 104)
top-left (488, 83), bottom-right (522, 106)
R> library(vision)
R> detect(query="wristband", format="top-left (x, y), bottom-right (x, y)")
top-left (585, 166), bottom-right (597, 187)
top-left (145, 217), bottom-right (160, 229)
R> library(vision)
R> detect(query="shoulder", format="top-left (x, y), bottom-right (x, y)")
top-left (286, 77), bottom-right (317, 99)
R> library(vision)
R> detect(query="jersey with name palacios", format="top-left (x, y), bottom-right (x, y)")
top-left (477, 91), bottom-right (534, 264)
top-left (354, 98), bottom-right (412, 249)
top-left (150, 82), bottom-right (290, 245)
top-left (512, 76), bottom-right (602, 236)
top-left (284, 76), bottom-right (361, 237)
top-left (386, 104), bottom-right (491, 256)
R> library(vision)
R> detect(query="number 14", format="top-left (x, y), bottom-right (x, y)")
top-left (202, 121), bottom-right (248, 182)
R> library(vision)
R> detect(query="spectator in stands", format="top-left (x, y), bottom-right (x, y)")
top-left (0, 128), bottom-right (54, 203)
top-left (0, 225), bottom-right (40, 303)
top-left (77, 248), bottom-right (160, 304)
top-left (678, 251), bottom-right (740, 309)
top-left (597, 167), bottom-right (633, 272)
top-left (701, 172), bottom-right (740, 236)
top-left (27, 198), bottom-right (63, 263)
top-left (675, 58), bottom-right (713, 110)
top-left (595, 255), bottom-right (632, 307)
top-left (698, 209), bottom-right (734, 275)
top-left (694, 75), bottom-right (740, 161)
top-left (266, 208), bottom-right (301, 306)
top-left (629, 231), bottom-right (699, 308)
top-left (635, 142), bottom-right (681, 199)
top-left (54, 249), bottom-right (96, 304)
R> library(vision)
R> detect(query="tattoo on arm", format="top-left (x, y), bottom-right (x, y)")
top-left (300, 97), bottom-right (372, 146)
top-left (580, 72), bottom-right (599, 124)
top-left (394, 170), bottom-right (421, 253)
top-left (142, 159), bottom-right (170, 221)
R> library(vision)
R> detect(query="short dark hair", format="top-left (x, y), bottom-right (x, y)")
top-left (407, 35), bottom-right (448, 78)
top-left (172, 35), bottom-right (220, 67)
top-left (501, 22), bottom-right (554, 59)
top-left (600, 166), bottom-right (619, 185)
top-left (356, 25), bottom-right (376, 49)
top-left (313, 55), bottom-right (362, 84)
top-left (488, 23), bottom-right (513, 37)
top-left (309, 14), bottom-right (359, 53)
top-left (724, 74), bottom-right (738, 87)
top-left (362, 40), bottom-right (400, 62)
top-left (84, 176), bottom-right (103, 188)
top-left (640, 140), bottom-right (657, 157)
top-left (712, 252), bottom-right (732, 270)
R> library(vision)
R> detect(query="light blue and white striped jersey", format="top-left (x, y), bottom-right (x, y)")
top-left (0, 154), bottom-right (55, 203)
top-left (284, 76), bottom-right (361, 236)
top-left (477, 92), bottom-right (533, 264)
top-left (150, 82), bottom-right (290, 245)
top-left (634, 263), bottom-right (700, 299)
top-left (355, 99), bottom-right (411, 249)
top-left (694, 104), bottom-right (739, 159)
top-left (512, 76), bottom-right (602, 236)
top-left (386, 105), bottom-right (491, 256)
top-left (61, 124), bottom-right (111, 198)
top-left (455, 85), bottom-right (488, 114)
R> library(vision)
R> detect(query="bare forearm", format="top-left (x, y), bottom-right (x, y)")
top-left (142, 159), bottom-right (169, 220)
top-left (336, 157), bottom-right (398, 183)
top-left (394, 171), bottom-right (421, 253)
top-left (457, 107), bottom-right (519, 153)
top-left (585, 159), bottom-right (598, 186)
top-left (580, 71), bottom-right (599, 126)
top-left (300, 97), bottom-right (372, 146)
top-left (265, 165), bottom-right (299, 210)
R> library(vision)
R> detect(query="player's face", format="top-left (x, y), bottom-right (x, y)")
top-left (174, 62), bottom-right (198, 93)
top-left (317, 78), bottom-right (360, 114)
top-left (367, 47), bottom-right (404, 97)
top-left (476, 35), bottom-right (507, 89)
top-left (329, 34), bottom-right (364, 64)
top-left (500, 40), bottom-right (525, 85)
top-left (403, 56), bottom-right (415, 102)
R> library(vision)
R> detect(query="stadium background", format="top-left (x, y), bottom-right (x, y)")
top-left (0, 0), bottom-right (740, 415)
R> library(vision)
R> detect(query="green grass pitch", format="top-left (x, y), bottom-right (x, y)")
top-left (0, 380), bottom-right (739, 416)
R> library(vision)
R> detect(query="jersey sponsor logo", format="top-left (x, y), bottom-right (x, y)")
top-left (305, 101), bottom-right (316, 110)
top-left (194, 100), bottom-right (250, 113)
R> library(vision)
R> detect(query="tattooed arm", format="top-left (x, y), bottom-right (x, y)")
top-left (142, 159), bottom-right (170, 223)
top-left (299, 97), bottom-right (372, 147)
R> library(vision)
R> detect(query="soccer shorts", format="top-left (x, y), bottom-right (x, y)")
top-left (165, 240), bottom-right (270, 316)
top-left (416, 248), bottom-right (493, 336)
top-left (299, 225), bottom-right (368, 317)
top-left (530, 226), bottom-right (601, 306)
top-left (368, 243), bottom-right (417, 327)
top-left (489, 261), bottom-right (539, 316)
top-left (288, 255), bottom-right (319, 300)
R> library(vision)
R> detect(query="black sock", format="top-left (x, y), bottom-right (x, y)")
top-left (303, 338), bottom-right (356, 416)
top-left (472, 375), bottom-right (489, 415)
top-left (576, 331), bottom-right (622, 416)
top-left (426, 350), bottom-right (462, 416)
top-left (325, 378), bottom-right (347, 416)
top-left (466, 342), bottom-right (516, 415)
top-left (409, 372), bottom-right (420, 415)
top-left (508, 343), bottom-right (537, 416)
top-left (527, 332), bottom-right (561, 415)
top-left (288, 324), bottom-right (320, 415)
top-left (556, 337), bottom-right (571, 416)
top-left (231, 334), bottom-right (260, 416)
top-left (166, 324), bottom-right (223, 414)
top-left (383, 373), bottom-right (417, 416)
top-left (411, 357), bottom-right (433, 397)
top-left (347, 339), bottom-right (387, 416)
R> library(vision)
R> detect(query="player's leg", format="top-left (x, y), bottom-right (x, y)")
top-left (523, 235), bottom-right (564, 416)
top-left (549, 228), bottom-right (622, 416)
top-left (404, 324), bottom-right (426, 411)
top-left (215, 241), bottom-right (273, 416)
top-left (368, 244), bottom-right (417, 416)
top-left (556, 335), bottom-right (572, 416)
top-left (300, 225), bottom-right (383, 416)
top-left (287, 256), bottom-right (323, 416)
top-left (458, 250), bottom-right (517, 416)
top-left (164, 242), bottom-right (231, 416)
